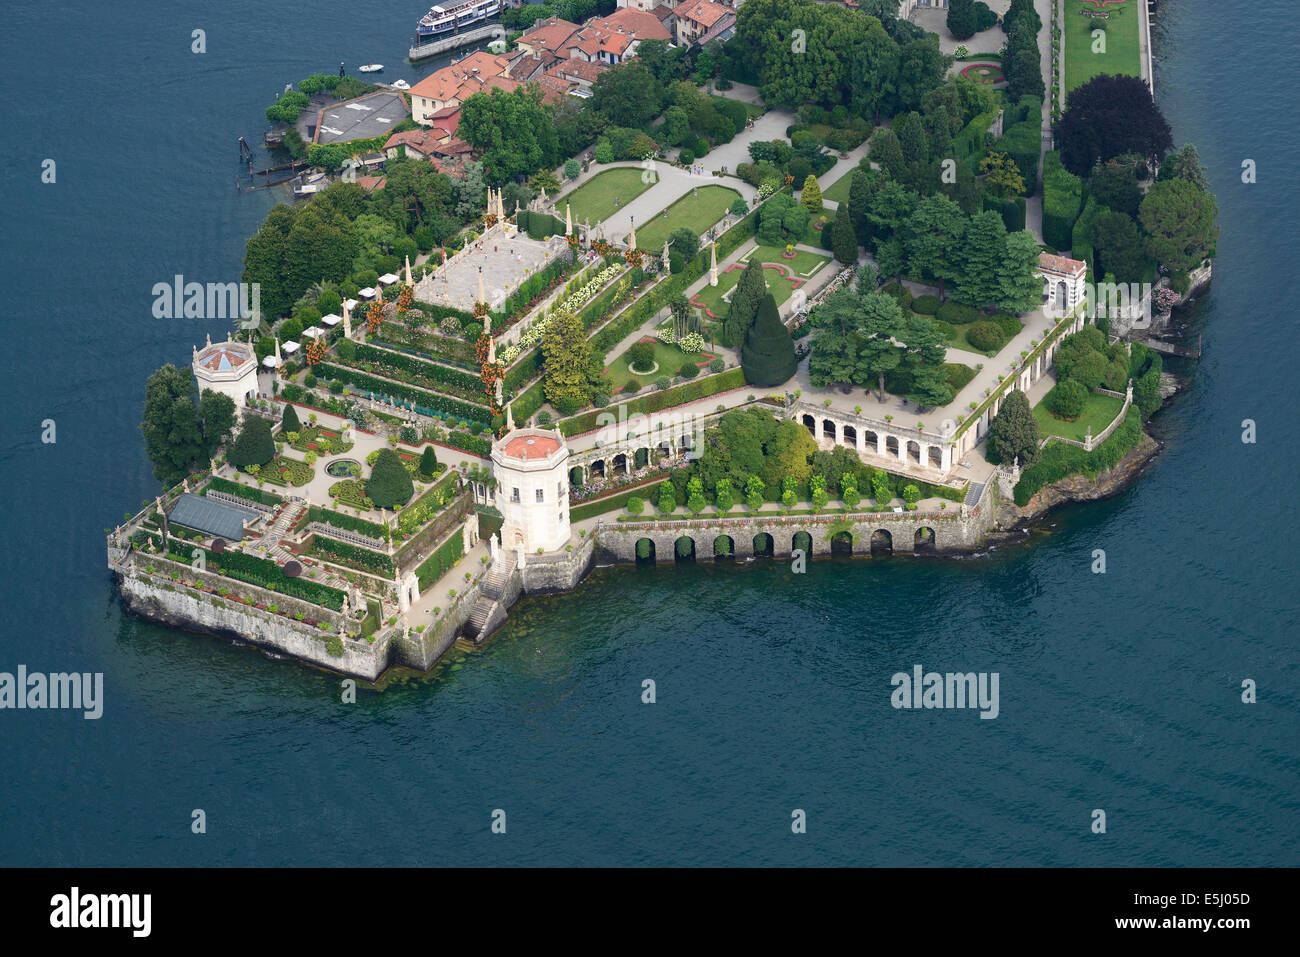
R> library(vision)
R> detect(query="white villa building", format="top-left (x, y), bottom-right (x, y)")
top-left (492, 428), bottom-right (572, 554)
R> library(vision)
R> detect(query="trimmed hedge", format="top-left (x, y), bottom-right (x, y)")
top-left (355, 342), bottom-right (481, 394)
top-left (1014, 408), bottom-right (1142, 506)
top-left (512, 380), bottom-right (547, 423)
top-left (318, 363), bottom-right (491, 424)
top-left (1042, 151), bottom-right (1084, 252)
top-left (442, 430), bottom-right (492, 458)
top-left (307, 504), bottom-right (387, 540)
top-left (206, 476), bottom-right (283, 507)
top-left (377, 324), bottom-right (475, 363)
top-left (310, 536), bottom-right (395, 576)
top-left (415, 528), bottom-right (465, 590)
top-left (559, 368), bottom-right (746, 436)
top-left (1071, 196), bottom-right (1103, 277)
top-left (995, 120), bottom-right (1042, 194)
top-left (198, 547), bottom-right (346, 610)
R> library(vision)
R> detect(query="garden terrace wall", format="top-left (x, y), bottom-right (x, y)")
top-left (205, 476), bottom-right (283, 508)
top-left (396, 469), bottom-right (462, 537)
top-left (413, 523), bottom-right (467, 591)
top-left (395, 488), bottom-right (473, 571)
top-left (355, 342), bottom-right (482, 395)
top-left (119, 560), bottom-right (389, 680)
top-left (306, 504), bottom-right (388, 541)
top-left (559, 369), bottom-right (747, 436)
top-left (317, 363), bottom-right (491, 424)
top-left (376, 323), bottom-right (475, 363)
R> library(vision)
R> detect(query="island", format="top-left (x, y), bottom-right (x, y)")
top-left (109, 0), bottom-right (1215, 679)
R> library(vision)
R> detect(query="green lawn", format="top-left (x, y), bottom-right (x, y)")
top-left (557, 167), bottom-right (654, 225)
top-left (603, 337), bottom-right (718, 392)
top-left (821, 169), bottom-right (856, 206)
top-left (1033, 391), bottom-right (1125, 441)
top-left (691, 244), bottom-right (830, 318)
top-left (1063, 1), bottom-right (1142, 97)
top-left (636, 185), bottom-right (742, 252)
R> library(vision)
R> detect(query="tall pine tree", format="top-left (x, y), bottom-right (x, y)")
top-left (723, 258), bottom-right (767, 346)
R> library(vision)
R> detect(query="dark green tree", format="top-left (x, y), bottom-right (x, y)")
top-left (141, 364), bottom-right (205, 487)
top-left (367, 448), bottom-right (414, 509)
top-left (723, 258), bottom-right (767, 346)
top-left (280, 402), bottom-right (301, 434)
top-left (589, 60), bottom-right (664, 128)
top-left (740, 294), bottom-right (797, 387)
top-left (947, 0), bottom-right (978, 42)
top-left (227, 412), bottom-right (275, 470)
top-left (901, 193), bottom-right (966, 300)
top-left (1157, 143), bottom-right (1211, 192)
top-left (1089, 160), bottom-right (1143, 217)
top-left (985, 389), bottom-right (1039, 465)
top-left (856, 290), bottom-right (907, 400)
top-left (831, 204), bottom-right (859, 265)
top-left (197, 390), bottom-right (236, 459)
top-left (1139, 178), bottom-right (1219, 271)
top-left (667, 227), bottom-right (700, 261)
top-left (1091, 211), bottom-right (1148, 284)
top-left (419, 444), bottom-right (438, 477)
top-left (952, 210), bottom-right (1007, 308)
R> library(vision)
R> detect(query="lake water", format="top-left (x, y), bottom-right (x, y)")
top-left (0, 0), bottom-right (1295, 866)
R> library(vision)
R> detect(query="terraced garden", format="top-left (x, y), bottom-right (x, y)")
top-left (691, 245), bottom-right (830, 318)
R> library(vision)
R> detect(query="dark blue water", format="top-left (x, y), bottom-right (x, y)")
top-left (1, 1), bottom-right (1296, 866)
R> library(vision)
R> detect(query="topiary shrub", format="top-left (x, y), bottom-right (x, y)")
top-left (626, 340), bottom-right (656, 371)
top-left (937, 302), bottom-right (980, 324)
top-left (911, 294), bottom-right (941, 315)
top-left (708, 358), bottom-right (725, 374)
top-left (655, 377), bottom-right (671, 391)
top-left (367, 448), bottom-right (414, 508)
top-left (679, 361), bottom-right (699, 379)
top-left (1046, 379), bottom-right (1088, 420)
top-left (627, 496), bottom-right (644, 514)
top-left (622, 378), bottom-right (640, 395)
top-left (966, 321), bottom-right (1004, 352)
top-left (679, 148), bottom-right (695, 166)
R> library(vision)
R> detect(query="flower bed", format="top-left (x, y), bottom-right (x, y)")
top-left (959, 63), bottom-right (1005, 84)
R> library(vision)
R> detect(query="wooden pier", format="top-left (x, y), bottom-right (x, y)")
top-left (408, 23), bottom-right (505, 62)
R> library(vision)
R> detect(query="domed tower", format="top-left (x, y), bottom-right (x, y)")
top-left (491, 428), bottom-right (571, 555)
top-left (192, 334), bottom-right (258, 408)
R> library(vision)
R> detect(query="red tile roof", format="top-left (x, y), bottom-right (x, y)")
top-left (503, 434), bottom-right (562, 460)
top-left (1038, 252), bottom-right (1087, 276)
top-left (677, 0), bottom-right (729, 29)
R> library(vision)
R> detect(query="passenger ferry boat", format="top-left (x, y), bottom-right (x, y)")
top-left (415, 0), bottom-right (504, 39)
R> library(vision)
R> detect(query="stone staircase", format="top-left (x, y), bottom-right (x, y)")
top-left (462, 556), bottom-right (515, 645)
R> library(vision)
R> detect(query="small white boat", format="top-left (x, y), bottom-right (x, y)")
top-left (391, 79), bottom-right (410, 90)
top-left (358, 63), bottom-right (384, 73)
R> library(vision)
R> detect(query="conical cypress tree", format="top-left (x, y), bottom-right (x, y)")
top-left (419, 444), bottom-right (438, 477)
top-left (831, 204), bottom-right (858, 265)
top-left (367, 448), bottom-right (414, 508)
top-left (280, 402), bottom-right (300, 434)
top-left (741, 294), bottom-right (797, 387)
top-left (228, 413), bottom-right (275, 469)
top-left (723, 257), bottom-right (766, 346)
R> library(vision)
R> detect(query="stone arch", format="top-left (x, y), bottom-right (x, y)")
top-left (792, 530), bottom-right (813, 555)
top-left (801, 414), bottom-right (816, 435)
top-left (906, 439), bottom-right (921, 464)
top-left (885, 435), bottom-right (900, 457)
top-left (752, 532), bottom-right (774, 557)
top-left (822, 419), bottom-right (837, 441)
top-left (674, 535), bottom-right (696, 562)
top-left (864, 430), bottom-right (879, 453)
top-left (591, 458), bottom-right (606, 479)
top-left (830, 531), bottom-right (852, 555)
top-left (842, 424), bottom-right (857, 447)
top-left (612, 452), bottom-right (628, 474)
top-left (928, 446), bottom-right (942, 469)
top-left (656, 441), bottom-right (672, 461)
top-left (914, 526), bottom-right (936, 553)
top-left (870, 528), bottom-right (893, 555)
top-left (1056, 280), bottom-right (1068, 309)
top-left (635, 537), bottom-right (655, 562)
top-left (713, 534), bottom-right (734, 558)
top-left (569, 465), bottom-right (584, 486)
